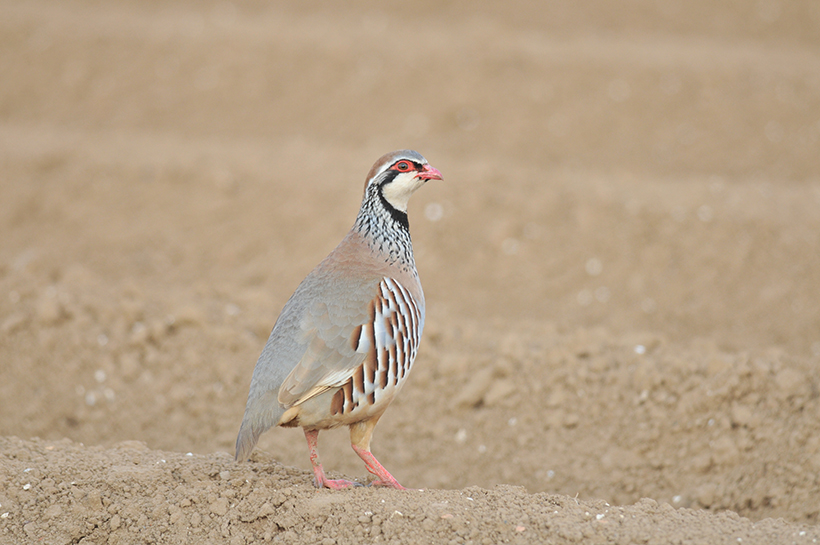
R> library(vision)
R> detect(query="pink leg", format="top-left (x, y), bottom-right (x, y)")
top-left (304, 429), bottom-right (360, 490)
top-left (351, 444), bottom-right (406, 489)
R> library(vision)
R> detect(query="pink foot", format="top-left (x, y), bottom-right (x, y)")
top-left (313, 474), bottom-right (362, 490)
top-left (369, 479), bottom-right (406, 490)
top-left (351, 444), bottom-right (407, 489)
top-left (304, 429), bottom-right (362, 490)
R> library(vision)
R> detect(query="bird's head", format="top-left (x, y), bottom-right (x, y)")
top-left (364, 150), bottom-right (443, 213)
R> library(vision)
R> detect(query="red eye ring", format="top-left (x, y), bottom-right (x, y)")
top-left (393, 161), bottom-right (413, 172)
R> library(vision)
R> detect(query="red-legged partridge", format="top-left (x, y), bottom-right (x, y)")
top-left (236, 150), bottom-right (442, 490)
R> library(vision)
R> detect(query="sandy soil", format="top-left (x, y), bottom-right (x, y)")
top-left (2, 1), bottom-right (820, 543)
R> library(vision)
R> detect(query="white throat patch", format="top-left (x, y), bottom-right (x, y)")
top-left (380, 173), bottom-right (426, 213)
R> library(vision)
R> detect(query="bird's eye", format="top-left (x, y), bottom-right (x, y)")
top-left (394, 161), bottom-right (413, 172)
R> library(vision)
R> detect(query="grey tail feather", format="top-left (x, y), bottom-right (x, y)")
top-left (235, 420), bottom-right (262, 462)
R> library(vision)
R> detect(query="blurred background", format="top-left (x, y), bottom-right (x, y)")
top-left (2, 0), bottom-right (820, 522)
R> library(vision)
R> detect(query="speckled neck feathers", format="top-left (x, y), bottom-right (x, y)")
top-left (353, 181), bottom-right (417, 275)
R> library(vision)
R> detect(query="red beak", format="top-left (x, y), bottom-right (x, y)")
top-left (417, 164), bottom-right (443, 181)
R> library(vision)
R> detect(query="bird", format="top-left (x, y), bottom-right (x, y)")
top-left (235, 150), bottom-right (442, 490)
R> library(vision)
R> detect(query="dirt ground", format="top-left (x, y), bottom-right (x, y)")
top-left (2, 1), bottom-right (820, 543)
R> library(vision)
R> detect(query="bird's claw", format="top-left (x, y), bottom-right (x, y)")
top-left (315, 477), bottom-right (363, 490)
